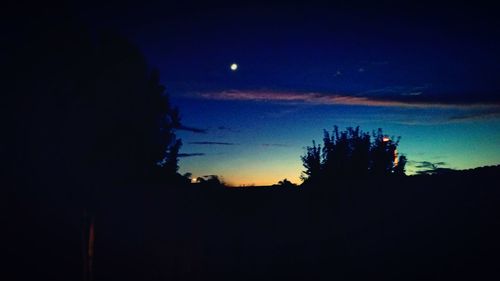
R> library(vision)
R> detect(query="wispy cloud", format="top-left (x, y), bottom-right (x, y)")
top-left (401, 92), bottom-right (423, 96)
top-left (447, 111), bottom-right (500, 122)
top-left (407, 160), bottom-right (452, 175)
top-left (199, 90), bottom-right (500, 110)
top-left (260, 143), bottom-right (290, 147)
top-left (359, 85), bottom-right (429, 96)
top-left (178, 153), bottom-right (205, 157)
top-left (216, 126), bottom-right (241, 133)
top-left (411, 160), bottom-right (447, 170)
top-left (188, 141), bottom-right (238, 145)
top-left (178, 125), bottom-right (207, 133)
top-left (396, 110), bottom-right (500, 125)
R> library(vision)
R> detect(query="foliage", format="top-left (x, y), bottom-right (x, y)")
top-left (89, 33), bottom-right (183, 183)
top-left (273, 178), bottom-right (297, 187)
top-left (195, 175), bottom-right (226, 188)
top-left (5, 22), bottom-right (183, 185)
top-left (301, 126), bottom-right (407, 182)
top-left (394, 155), bottom-right (407, 176)
top-left (300, 141), bottom-right (322, 181)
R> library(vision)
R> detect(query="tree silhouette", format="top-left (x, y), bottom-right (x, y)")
top-left (300, 141), bottom-right (322, 181)
top-left (394, 155), bottom-right (407, 176)
top-left (370, 128), bottom-right (400, 176)
top-left (86, 32), bottom-right (183, 184)
top-left (302, 126), bottom-right (407, 182)
top-left (322, 126), bottom-right (371, 178)
top-left (274, 178), bottom-right (297, 187)
top-left (195, 175), bottom-right (226, 188)
top-left (6, 20), bottom-right (182, 185)
top-left (5, 10), bottom-right (185, 280)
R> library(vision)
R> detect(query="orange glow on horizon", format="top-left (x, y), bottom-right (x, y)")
top-left (188, 173), bottom-right (301, 187)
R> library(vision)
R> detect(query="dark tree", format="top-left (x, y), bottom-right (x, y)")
top-left (301, 126), bottom-right (407, 182)
top-left (85, 33), bottom-right (183, 184)
top-left (300, 141), bottom-right (322, 181)
top-left (5, 20), bottom-right (182, 186)
top-left (370, 128), bottom-right (400, 176)
top-left (4, 7), bottom-right (185, 281)
top-left (195, 175), bottom-right (226, 188)
top-left (394, 155), bottom-right (407, 176)
top-left (322, 126), bottom-right (371, 178)
top-left (274, 178), bottom-right (297, 188)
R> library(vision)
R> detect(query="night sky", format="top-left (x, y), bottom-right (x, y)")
top-left (78, 1), bottom-right (500, 185)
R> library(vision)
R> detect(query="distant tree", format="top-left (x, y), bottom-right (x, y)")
top-left (182, 172), bottom-right (193, 182)
top-left (274, 178), bottom-right (297, 187)
top-left (195, 175), bottom-right (226, 188)
top-left (301, 126), bottom-right (406, 182)
top-left (394, 155), bottom-right (407, 176)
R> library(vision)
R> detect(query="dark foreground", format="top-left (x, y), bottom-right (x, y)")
top-left (6, 167), bottom-right (500, 281)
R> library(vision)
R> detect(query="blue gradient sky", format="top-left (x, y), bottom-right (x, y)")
top-left (79, 1), bottom-right (500, 185)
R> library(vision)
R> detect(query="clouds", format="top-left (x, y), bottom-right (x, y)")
top-left (195, 89), bottom-right (500, 126)
top-left (395, 110), bottom-right (500, 125)
top-left (412, 161), bottom-right (447, 170)
top-left (178, 153), bottom-right (205, 157)
top-left (260, 143), bottom-right (289, 147)
top-left (188, 141), bottom-right (238, 145)
top-left (179, 142), bottom-right (290, 160)
top-left (199, 90), bottom-right (500, 110)
top-left (401, 92), bottom-right (423, 96)
top-left (447, 111), bottom-right (500, 122)
top-left (178, 125), bottom-right (207, 133)
top-left (186, 141), bottom-right (290, 147)
top-left (359, 85), bottom-right (430, 96)
top-left (407, 160), bottom-right (453, 175)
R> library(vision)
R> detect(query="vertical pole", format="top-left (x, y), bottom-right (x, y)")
top-left (82, 210), bottom-right (95, 281)
top-left (88, 217), bottom-right (95, 281)
top-left (82, 210), bottom-right (88, 281)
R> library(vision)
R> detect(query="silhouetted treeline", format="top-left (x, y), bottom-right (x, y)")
top-left (301, 126), bottom-right (406, 185)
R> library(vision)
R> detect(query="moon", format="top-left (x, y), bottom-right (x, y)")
top-left (230, 63), bottom-right (238, 71)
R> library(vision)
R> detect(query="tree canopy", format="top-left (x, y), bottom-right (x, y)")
top-left (5, 14), bottom-right (182, 187)
top-left (301, 126), bottom-right (406, 183)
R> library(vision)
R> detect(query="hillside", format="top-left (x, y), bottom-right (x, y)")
top-left (6, 165), bottom-right (500, 281)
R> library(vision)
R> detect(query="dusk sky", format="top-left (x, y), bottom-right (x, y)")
top-left (78, 1), bottom-right (500, 185)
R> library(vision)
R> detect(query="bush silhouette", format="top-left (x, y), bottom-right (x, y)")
top-left (195, 175), bottom-right (226, 188)
top-left (301, 126), bottom-right (406, 182)
top-left (273, 178), bottom-right (297, 187)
